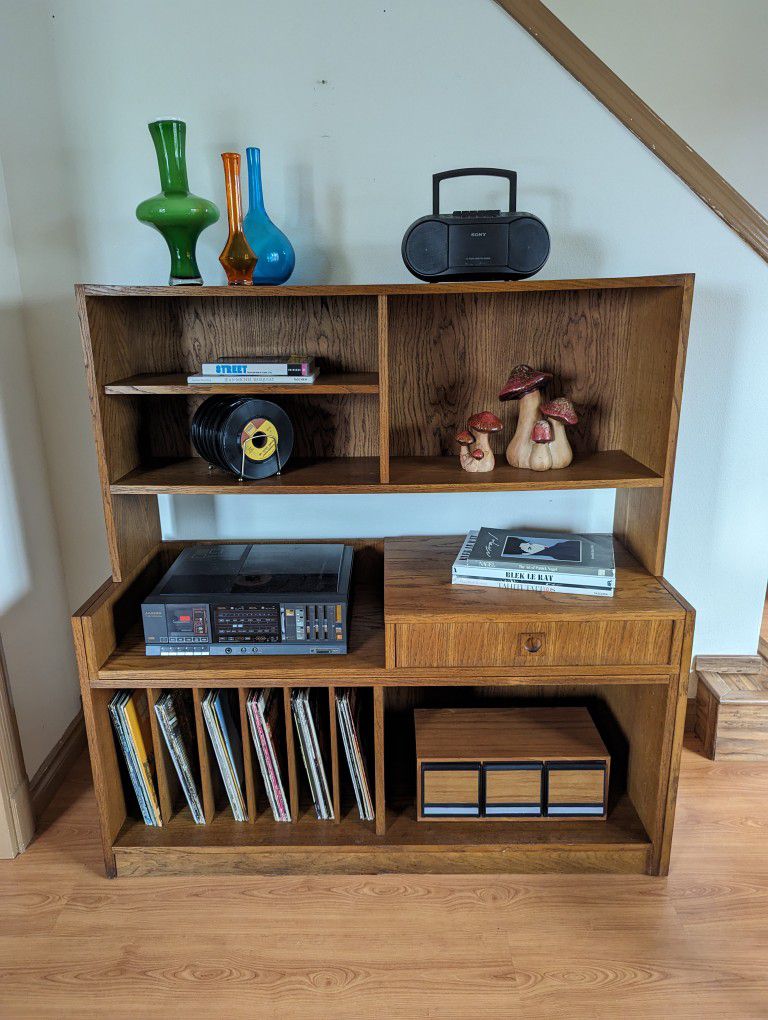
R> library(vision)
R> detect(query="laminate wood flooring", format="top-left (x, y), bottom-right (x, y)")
top-left (1, 739), bottom-right (767, 1018)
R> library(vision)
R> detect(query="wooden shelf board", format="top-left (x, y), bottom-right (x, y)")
top-left (388, 452), bottom-right (662, 492)
top-left (105, 372), bottom-right (379, 395)
top-left (110, 451), bottom-right (661, 496)
top-left (80, 276), bottom-right (690, 299)
top-left (114, 794), bottom-right (649, 853)
top-left (111, 457), bottom-right (382, 494)
top-left (386, 536), bottom-right (687, 623)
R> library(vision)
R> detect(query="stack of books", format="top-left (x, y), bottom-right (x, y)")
top-left (292, 688), bottom-right (334, 820)
top-left (452, 528), bottom-right (616, 597)
top-left (109, 691), bottom-right (162, 826)
top-left (187, 355), bottom-right (318, 385)
top-left (246, 689), bottom-right (291, 822)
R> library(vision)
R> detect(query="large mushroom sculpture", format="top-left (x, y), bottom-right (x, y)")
top-left (498, 365), bottom-right (553, 468)
top-left (539, 397), bottom-right (579, 469)
top-left (455, 411), bottom-right (503, 473)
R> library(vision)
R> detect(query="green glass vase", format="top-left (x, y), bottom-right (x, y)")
top-left (136, 120), bottom-right (219, 285)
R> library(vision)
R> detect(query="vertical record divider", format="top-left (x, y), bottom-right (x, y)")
top-left (283, 687), bottom-right (300, 822)
top-left (145, 687), bottom-right (177, 824)
top-left (373, 685), bottom-right (386, 836)
top-left (377, 294), bottom-right (390, 484)
top-left (192, 688), bottom-right (217, 824)
top-left (327, 686), bottom-right (342, 823)
top-left (238, 688), bottom-right (258, 823)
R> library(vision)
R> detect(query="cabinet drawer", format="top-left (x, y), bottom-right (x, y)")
top-left (420, 764), bottom-right (481, 818)
top-left (394, 619), bottom-right (674, 668)
top-left (484, 763), bottom-right (543, 816)
top-left (547, 763), bottom-right (607, 817)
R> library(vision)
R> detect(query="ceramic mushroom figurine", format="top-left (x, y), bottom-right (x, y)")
top-left (455, 429), bottom-right (476, 471)
top-left (499, 365), bottom-right (553, 468)
top-left (529, 419), bottom-right (554, 471)
top-left (455, 412), bottom-right (503, 473)
top-left (467, 411), bottom-right (504, 472)
top-left (539, 397), bottom-right (579, 469)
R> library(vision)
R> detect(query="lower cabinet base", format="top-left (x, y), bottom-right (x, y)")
top-left (114, 845), bottom-right (652, 877)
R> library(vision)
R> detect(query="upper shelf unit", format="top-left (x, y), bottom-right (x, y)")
top-left (76, 277), bottom-right (693, 580)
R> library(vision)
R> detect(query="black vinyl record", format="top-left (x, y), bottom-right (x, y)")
top-left (191, 397), bottom-right (294, 480)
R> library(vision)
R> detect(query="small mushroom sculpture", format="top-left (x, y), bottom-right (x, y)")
top-left (455, 411), bottom-right (504, 473)
top-left (529, 419), bottom-right (554, 471)
top-left (539, 397), bottom-right (579, 469)
top-left (499, 365), bottom-right (553, 468)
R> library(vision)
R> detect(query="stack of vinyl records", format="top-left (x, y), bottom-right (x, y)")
top-left (246, 689), bottom-right (291, 822)
top-left (452, 528), bottom-right (616, 597)
top-left (291, 688), bottom-right (334, 820)
top-left (109, 691), bottom-right (162, 826)
top-left (154, 691), bottom-right (204, 824)
top-left (202, 690), bottom-right (247, 821)
top-left (336, 690), bottom-right (374, 821)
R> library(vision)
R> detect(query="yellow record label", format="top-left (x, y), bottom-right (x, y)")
top-left (240, 417), bottom-right (278, 461)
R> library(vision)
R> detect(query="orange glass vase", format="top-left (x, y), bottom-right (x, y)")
top-left (219, 152), bottom-right (257, 285)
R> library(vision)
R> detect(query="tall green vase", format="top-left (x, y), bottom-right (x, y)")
top-left (136, 120), bottom-right (219, 285)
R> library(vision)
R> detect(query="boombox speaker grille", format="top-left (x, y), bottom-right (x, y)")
top-left (405, 220), bottom-right (449, 276)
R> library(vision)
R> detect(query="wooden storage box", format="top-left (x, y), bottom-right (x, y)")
top-left (416, 707), bottom-right (610, 821)
top-left (695, 667), bottom-right (768, 759)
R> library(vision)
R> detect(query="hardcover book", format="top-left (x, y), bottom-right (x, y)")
top-left (201, 356), bottom-right (316, 376)
top-left (461, 528), bottom-right (616, 577)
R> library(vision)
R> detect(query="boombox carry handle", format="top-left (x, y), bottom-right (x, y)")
top-left (432, 168), bottom-right (517, 214)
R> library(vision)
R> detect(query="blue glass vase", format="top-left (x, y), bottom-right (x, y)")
top-left (243, 147), bottom-right (295, 285)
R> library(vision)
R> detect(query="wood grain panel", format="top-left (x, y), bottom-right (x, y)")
top-left (422, 769), bottom-right (480, 806)
top-left (388, 289), bottom-right (635, 458)
top-left (547, 769), bottom-right (605, 805)
top-left (385, 536), bottom-right (686, 623)
top-left (415, 707), bottom-right (608, 760)
top-left (395, 619), bottom-right (674, 668)
top-left (485, 768), bottom-right (542, 805)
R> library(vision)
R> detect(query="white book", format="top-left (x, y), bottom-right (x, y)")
top-left (187, 372), bottom-right (318, 385)
top-left (453, 563), bottom-right (613, 588)
top-left (452, 574), bottom-right (614, 597)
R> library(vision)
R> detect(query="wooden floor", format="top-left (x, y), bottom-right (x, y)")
top-left (3, 739), bottom-right (768, 1018)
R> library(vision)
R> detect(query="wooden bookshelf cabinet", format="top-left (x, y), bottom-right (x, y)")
top-left (72, 277), bottom-right (694, 878)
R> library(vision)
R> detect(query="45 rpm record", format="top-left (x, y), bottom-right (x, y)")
top-left (191, 397), bottom-right (294, 480)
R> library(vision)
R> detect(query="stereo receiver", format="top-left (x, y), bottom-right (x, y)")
top-left (401, 167), bottom-right (550, 282)
top-left (141, 543), bottom-right (353, 656)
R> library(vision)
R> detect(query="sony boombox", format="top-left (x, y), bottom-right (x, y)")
top-left (401, 168), bottom-right (550, 282)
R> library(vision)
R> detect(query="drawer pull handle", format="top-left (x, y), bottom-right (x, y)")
top-left (524, 637), bottom-right (543, 653)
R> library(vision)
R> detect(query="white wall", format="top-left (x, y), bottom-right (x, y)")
top-left (0, 0), bottom-right (765, 767)
top-left (548, 0), bottom-right (768, 215)
top-left (0, 154), bottom-right (80, 777)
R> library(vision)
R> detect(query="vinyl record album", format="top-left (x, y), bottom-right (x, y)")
top-left (191, 397), bottom-right (294, 479)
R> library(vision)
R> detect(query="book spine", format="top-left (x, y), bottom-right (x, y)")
top-left (187, 374), bottom-right (317, 385)
top-left (464, 558), bottom-right (614, 577)
top-left (453, 564), bottom-right (613, 587)
top-left (452, 575), bottom-right (614, 596)
top-left (201, 362), bottom-right (312, 376)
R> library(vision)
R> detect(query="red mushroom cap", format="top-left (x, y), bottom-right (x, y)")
top-left (499, 365), bottom-right (553, 401)
top-left (455, 429), bottom-right (475, 446)
top-left (467, 410), bottom-right (503, 433)
top-left (539, 397), bottom-right (578, 425)
top-left (471, 448), bottom-right (485, 460)
top-left (531, 419), bottom-right (553, 444)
